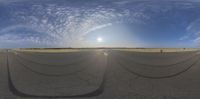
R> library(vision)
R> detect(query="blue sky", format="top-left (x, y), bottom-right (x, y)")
top-left (0, 0), bottom-right (200, 48)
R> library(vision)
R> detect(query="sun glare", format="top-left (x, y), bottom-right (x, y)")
top-left (97, 37), bottom-right (103, 42)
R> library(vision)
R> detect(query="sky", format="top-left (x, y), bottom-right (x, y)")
top-left (0, 0), bottom-right (200, 48)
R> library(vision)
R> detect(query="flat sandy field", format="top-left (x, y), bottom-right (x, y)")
top-left (113, 48), bottom-right (199, 52)
top-left (0, 48), bottom-right (197, 53)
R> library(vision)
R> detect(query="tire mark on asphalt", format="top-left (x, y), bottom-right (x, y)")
top-left (115, 51), bottom-right (198, 68)
top-left (12, 54), bottom-right (98, 77)
top-left (7, 52), bottom-right (108, 98)
top-left (13, 51), bottom-right (92, 67)
top-left (116, 54), bottom-right (200, 79)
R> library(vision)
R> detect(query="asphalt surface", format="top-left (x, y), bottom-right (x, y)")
top-left (1, 49), bottom-right (200, 99)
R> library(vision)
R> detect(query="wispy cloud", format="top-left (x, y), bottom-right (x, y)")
top-left (0, 1), bottom-right (151, 48)
top-left (0, 0), bottom-right (199, 48)
top-left (85, 23), bottom-right (113, 34)
top-left (0, 0), bottom-right (25, 4)
top-left (181, 18), bottom-right (200, 46)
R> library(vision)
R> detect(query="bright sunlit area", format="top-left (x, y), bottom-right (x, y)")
top-left (82, 23), bottom-right (143, 47)
top-left (97, 37), bottom-right (103, 42)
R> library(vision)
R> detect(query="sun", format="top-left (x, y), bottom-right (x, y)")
top-left (97, 37), bottom-right (103, 42)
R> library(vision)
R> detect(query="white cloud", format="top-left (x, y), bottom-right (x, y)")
top-left (85, 23), bottom-right (113, 34)
top-left (193, 37), bottom-right (200, 46)
top-left (0, 0), bottom-right (25, 4)
top-left (2, 0), bottom-right (198, 48)
top-left (180, 18), bottom-right (200, 47)
top-left (179, 35), bottom-right (189, 40)
top-left (7, 2), bottom-right (151, 47)
top-left (0, 25), bottom-right (58, 48)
